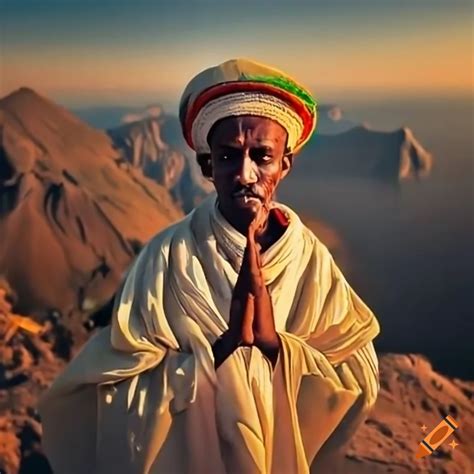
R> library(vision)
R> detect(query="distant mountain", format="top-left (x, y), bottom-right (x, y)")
top-left (108, 108), bottom-right (213, 213)
top-left (295, 125), bottom-right (432, 181)
top-left (73, 106), bottom-right (144, 129)
top-left (72, 100), bottom-right (178, 130)
top-left (0, 88), bottom-right (182, 321)
top-left (315, 104), bottom-right (358, 135)
top-left (106, 105), bottom-right (432, 217)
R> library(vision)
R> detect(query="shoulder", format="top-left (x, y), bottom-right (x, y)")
top-left (148, 215), bottom-right (190, 254)
top-left (275, 200), bottom-right (332, 258)
top-left (127, 212), bottom-right (193, 274)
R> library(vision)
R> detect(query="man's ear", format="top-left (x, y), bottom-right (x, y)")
top-left (280, 152), bottom-right (294, 180)
top-left (196, 153), bottom-right (213, 180)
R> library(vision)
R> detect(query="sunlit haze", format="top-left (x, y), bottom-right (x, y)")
top-left (1, 0), bottom-right (472, 110)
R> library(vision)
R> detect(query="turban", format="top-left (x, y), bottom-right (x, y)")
top-left (179, 58), bottom-right (317, 155)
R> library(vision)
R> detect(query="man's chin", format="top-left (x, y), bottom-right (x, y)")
top-left (218, 198), bottom-right (267, 231)
top-left (231, 200), bottom-right (263, 222)
top-left (231, 195), bottom-right (262, 211)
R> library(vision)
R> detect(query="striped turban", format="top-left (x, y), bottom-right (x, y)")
top-left (179, 58), bottom-right (317, 155)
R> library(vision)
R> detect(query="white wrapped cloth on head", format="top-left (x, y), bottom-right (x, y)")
top-left (191, 92), bottom-right (304, 154)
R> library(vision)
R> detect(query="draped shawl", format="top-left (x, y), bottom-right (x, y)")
top-left (39, 195), bottom-right (379, 474)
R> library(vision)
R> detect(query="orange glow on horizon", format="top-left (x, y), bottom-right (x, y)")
top-left (2, 14), bottom-right (471, 104)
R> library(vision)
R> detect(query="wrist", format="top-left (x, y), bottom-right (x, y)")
top-left (253, 330), bottom-right (279, 350)
top-left (255, 334), bottom-right (280, 367)
top-left (254, 332), bottom-right (280, 362)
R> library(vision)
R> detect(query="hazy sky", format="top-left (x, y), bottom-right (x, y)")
top-left (1, 0), bottom-right (472, 108)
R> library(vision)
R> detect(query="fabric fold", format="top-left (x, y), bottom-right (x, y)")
top-left (39, 194), bottom-right (379, 474)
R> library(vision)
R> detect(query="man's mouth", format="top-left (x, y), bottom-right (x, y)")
top-left (232, 190), bottom-right (262, 204)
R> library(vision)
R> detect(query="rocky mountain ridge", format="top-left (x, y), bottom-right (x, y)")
top-left (0, 88), bottom-right (182, 323)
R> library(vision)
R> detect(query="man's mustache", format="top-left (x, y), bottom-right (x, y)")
top-left (232, 187), bottom-right (263, 200)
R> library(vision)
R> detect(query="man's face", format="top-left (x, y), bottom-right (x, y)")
top-left (208, 115), bottom-right (292, 232)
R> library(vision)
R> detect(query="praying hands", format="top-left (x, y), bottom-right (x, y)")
top-left (213, 207), bottom-right (280, 369)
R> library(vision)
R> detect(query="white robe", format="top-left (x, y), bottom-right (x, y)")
top-left (39, 195), bottom-right (380, 474)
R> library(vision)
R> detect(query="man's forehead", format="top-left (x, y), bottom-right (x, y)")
top-left (209, 116), bottom-right (287, 146)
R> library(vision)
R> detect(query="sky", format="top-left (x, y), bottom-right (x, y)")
top-left (1, 0), bottom-right (472, 109)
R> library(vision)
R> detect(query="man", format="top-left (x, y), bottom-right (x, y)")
top-left (39, 59), bottom-right (379, 474)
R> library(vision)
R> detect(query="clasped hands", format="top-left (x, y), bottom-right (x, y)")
top-left (213, 207), bottom-right (280, 369)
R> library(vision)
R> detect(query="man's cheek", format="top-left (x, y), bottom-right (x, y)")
top-left (261, 179), bottom-right (276, 200)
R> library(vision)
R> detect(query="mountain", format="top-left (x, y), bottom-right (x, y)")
top-left (107, 106), bottom-right (432, 216)
top-left (311, 105), bottom-right (432, 180)
top-left (73, 105), bottom-right (140, 130)
top-left (108, 108), bottom-right (213, 213)
top-left (294, 125), bottom-right (432, 182)
top-left (340, 354), bottom-right (473, 474)
top-left (0, 88), bottom-right (182, 322)
top-left (315, 104), bottom-right (358, 135)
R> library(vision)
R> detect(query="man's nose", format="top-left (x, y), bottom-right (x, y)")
top-left (237, 153), bottom-right (257, 185)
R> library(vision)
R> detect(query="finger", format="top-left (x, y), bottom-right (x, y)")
top-left (241, 294), bottom-right (254, 346)
top-left (240, 242), bottom-right (254, 292)
top-left (247, 233), bottom-right (261, 279)
top-left (235, 235), bottom-right (253, 294)
top-left (250, 264), bottom-right (265, 297)
top-left (248, 205), bottom-right (264, 240)
top-left (255, 242), bottom-right (263, 267)
top-left (247, 220), bottom-right (256, 243)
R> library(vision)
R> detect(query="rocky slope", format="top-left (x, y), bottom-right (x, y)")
top-left (0, 89), bottom-right (182, 324)
top-left (0, 283), bottom-right (68, 474)
top-left (2, 296), bottom-right (472, 474)
top-left (108, 106), bottom-right (213, 213)
top-left (339, 354), bottom-right (473, 474)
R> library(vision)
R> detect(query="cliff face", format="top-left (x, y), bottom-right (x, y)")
top-left (109, 109), bottom-right (213, 213)
top-left (0, 89), bottom-right (182, 320)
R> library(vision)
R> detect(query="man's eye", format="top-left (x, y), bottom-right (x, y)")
top-left (220, 151), bottom-right (239, 161)
top-left (250, 149), bottom-right (273, 162)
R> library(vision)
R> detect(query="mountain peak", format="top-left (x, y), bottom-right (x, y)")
top-left (0, 90), bottom-right (182, 318)
top-left (1, 87), bottom-right (52, 110)
top-left (1, 86), bottom-right (91, 139)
